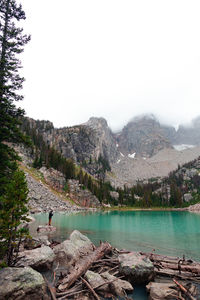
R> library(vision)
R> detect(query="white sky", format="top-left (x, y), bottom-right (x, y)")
top-left (19, 0), bottom-right (200, 131)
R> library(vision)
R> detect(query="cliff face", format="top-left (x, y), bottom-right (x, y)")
top-left (23, 114), bottom-right (200, 187)
top-left (117, 115), bottom-right (172, 158)
top-left (175, 116), bottom-right (200, 145)
top-left (48, 117), bottom-right (119, 167)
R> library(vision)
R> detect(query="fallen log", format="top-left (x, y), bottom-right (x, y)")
top-left (81, 277), bottom-right (101, 300)
top-left (57, 241), bottom-right (112, 291)
top-left (159, 261), bottom-right (200, 275)
top-left (173, 279), bottom-right (196, 300)
top-left (57, 289), bottom-right (88, 300)
top-left (155, 268), bottom-right (200, 282)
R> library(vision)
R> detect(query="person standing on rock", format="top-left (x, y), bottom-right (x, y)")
top-left (48, 210), bottom-right (53, 226)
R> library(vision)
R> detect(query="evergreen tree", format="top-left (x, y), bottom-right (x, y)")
top-left (0, 0), bottom-right (30, 192)
top-left (0, 0), bottom-right (30, 265)
top-left (0, 169), bottom-right (29, 266)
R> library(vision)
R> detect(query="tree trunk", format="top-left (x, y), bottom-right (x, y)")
top-left (57, 242), bottom-right (112, 291)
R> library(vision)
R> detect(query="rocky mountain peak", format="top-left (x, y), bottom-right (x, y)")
top-left (85, 117), bottom-right (108, 128)
top-left (117, 114), bottom-right (172, 157)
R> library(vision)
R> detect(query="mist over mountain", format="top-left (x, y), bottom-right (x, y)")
top-left (23, 113), bottom-right (200, 187)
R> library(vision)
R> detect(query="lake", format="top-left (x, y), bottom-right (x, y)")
top-left (30, 210), bottom-right (200, 261)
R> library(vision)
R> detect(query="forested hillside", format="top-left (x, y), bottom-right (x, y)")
top-left (20, 117), bottom-right (200, 209)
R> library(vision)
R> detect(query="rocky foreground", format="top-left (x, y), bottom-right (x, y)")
top-left (0, 230), bottom-right (199, 300)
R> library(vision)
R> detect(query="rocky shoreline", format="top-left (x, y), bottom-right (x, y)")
top-left (0, 229), bottom-right (200, 300)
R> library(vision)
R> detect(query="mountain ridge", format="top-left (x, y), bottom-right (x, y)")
top-left (21, 114), bottom-right (200, 187)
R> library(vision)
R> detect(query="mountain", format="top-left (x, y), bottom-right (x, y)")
top-left (117, 115), bottom-right (173, 158)
top-left (174, 116), bottom-right (200, 145)
top-left (23, 117), bottom-right (119, 166)
top-left (22, 114), bottom-right (200, 187)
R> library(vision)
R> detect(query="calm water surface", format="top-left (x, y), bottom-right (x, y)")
top-left (31, 210), bottom-right (200, 261)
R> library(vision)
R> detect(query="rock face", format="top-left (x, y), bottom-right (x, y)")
top-left (118, 252), bottom-right (154, 283)
top-left (68, 179), bottom-right (101, 207)
top-left (175, 116), bottom-right (200, 145)
top-left (26, 117), bottom-right (119, 165)
top-left (16, 245), bottom-right (55, 271)
top-left (39, 167), bottom-right (66, 192)
top-left (117, 115), bottom-right (172, 158)
top-left (0, 267), bottom-right (49, 300)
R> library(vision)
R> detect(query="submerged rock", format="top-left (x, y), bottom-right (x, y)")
top-left (119, 252), bottom-right (154, 283)
top-left (16, 245), bottom-right (55, 271)
top-left (0, 267), bottom-right (50, 300)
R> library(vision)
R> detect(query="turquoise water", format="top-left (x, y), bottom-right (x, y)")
top-left (31, 210), bottom-right (200, 261)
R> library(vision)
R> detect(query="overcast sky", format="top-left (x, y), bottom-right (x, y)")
top-left (19, 0), bottom-right (200, 131)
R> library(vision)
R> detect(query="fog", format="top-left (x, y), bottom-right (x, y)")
top-left (19, 0), bottom-right (200, 131)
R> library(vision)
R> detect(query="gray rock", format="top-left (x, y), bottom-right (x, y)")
top-left (85, 270), bottom-right (109, 292)
top-left (37, 225), bottom-right (56, 233)
top-left (0, 267), bottom-right (50, 300)
top-left (33, 235), bottom-right (50, 246)
top-left (53, 230), bottom-right (94, 268)
top-left (16, 245), bottom-right (55, 271)
top-left (146, 282), bottom-right (178, 300)
top-left (69, 230), bottom-right (94, 253)
top-left (119, 252), bottom-right (154, 283)
top-left (101, 271), bottom-right (133, 297)
top-left (53, 239), bottom-right (80, 267)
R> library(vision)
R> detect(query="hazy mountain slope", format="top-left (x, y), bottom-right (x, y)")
top-left (116, 115), bottom-right (172, 157)
top-left (175, 116), bottom-right (200, 145)
top-left (107, 147), bottom-right (200, 187)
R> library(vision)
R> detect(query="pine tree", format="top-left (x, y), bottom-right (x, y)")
top-left (0, 0), bottom-right (30, 265)
top-left (0, 169), bottom-right (29, 266)
top-left (0, 0), bottom-right (30, 192)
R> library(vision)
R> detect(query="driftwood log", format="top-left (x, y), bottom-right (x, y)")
top-left (141, 251), bottom-right (200, 280)
top-left (45, 241), bottom-right (200, 300)
top-left (57, 241), bottom-right (112, 291)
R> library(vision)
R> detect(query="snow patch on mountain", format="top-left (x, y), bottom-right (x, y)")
top-left (128, 153), bottom-right (136, 158)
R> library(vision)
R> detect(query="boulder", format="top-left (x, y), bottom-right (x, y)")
top-left (53, 239), bottom-right (80, 267)
top-left (16, 245), bottom-right (55, 271)
top-left (85, 270), bottom-right (109, 292)
top-left (146, 282), bottom-right (178, 299)
top-left (33, 235), bottom-right (51, 246)
top-left (69, 230), bottom-right (94, 254)
top-left (119, 252), bottom-right (154, 283)
top-left (37, 225), bottom-right (56, 233)
top-left (53, 230), bottom-right (94, 267)
top-left (0, 267), bottom-right (50, 300)
top-left (101, 271), bottom-right (133, 297)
